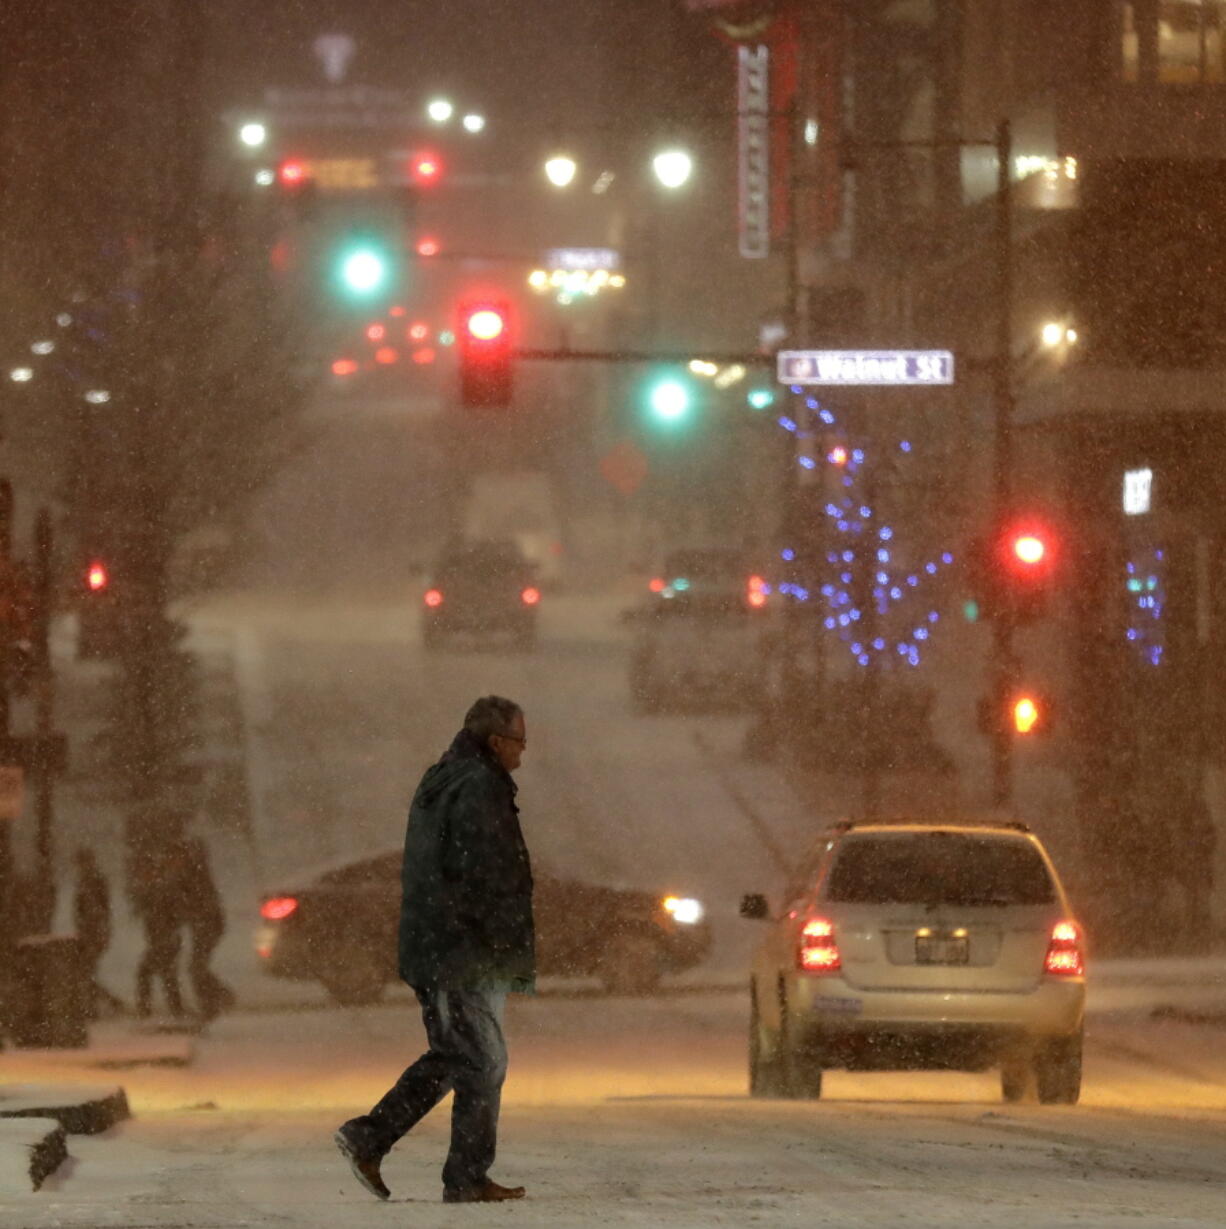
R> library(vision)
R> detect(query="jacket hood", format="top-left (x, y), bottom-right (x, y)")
top-left (414, 728), bottom-right (512, 806)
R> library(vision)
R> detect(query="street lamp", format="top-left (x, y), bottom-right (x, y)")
top-left (238, 121), bottom-right (267, 149)
top-left (544, 155), bottom-right (578, 188)
top-left (427, 98), bottom-right (454, 124)
top-left (462, 113), bottom-right (486, 134)
top-left (651, 148), bottom-right (693, 190)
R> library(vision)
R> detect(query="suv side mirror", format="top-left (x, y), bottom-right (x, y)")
top-left (739, 892), bottom-right (769, 920)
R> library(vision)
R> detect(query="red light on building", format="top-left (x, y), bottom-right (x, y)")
top-left (365, 323), bottom-right (386, 342)
top-left (412, 348), bottom-right (436, 365)
top-left (331, 358), bottom-right (359, 377)
top-left (389, 305), bottom-right (407, 318)
top-left (424, 588), bottom-right (444, 608)
top-left (411, 153), bottom-right (442, 185)
top-left (374, 347), bottom-right (399, 365)
top-left (278, 159), bottom-right (307, 186)
top-left (648, 577), bottom-right (665, 593)
top-left (416, 237), bottom-right (440, 257)
top-left (521, 587), bottom-right (541, 606)
top-left (86, 560), bottom-right (109, 592)
top-left (408, 322), bottom-right (430, 342)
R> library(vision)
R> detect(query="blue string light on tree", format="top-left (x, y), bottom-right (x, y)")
top-left (771, 388), bottom-right (955, 667)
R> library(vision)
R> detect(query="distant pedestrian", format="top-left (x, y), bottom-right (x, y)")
top-left (181, 835), bottom-right (234, 1020)
top-left (334, 695), bottom-right (535, 1205)
top-left (130, 840), bottom-right (186, 1019)
top-left (73, 847), bottom-right (123, 1017)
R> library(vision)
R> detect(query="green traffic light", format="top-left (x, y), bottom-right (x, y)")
top-left (648, 378), bottom-right (691, 424)
top-left (747, 388), bottom-right (775, 410)
top-left (339, 246), bottom-right (389, 296)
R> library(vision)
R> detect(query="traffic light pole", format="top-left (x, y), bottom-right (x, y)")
top-left (989, 119), bottom-right (1017, 810)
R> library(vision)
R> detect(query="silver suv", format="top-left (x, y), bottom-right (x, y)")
top-left (741, 819), bottom-right (1086, 1104)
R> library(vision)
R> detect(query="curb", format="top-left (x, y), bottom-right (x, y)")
top-left (0, 1083), bottom-right (131, 1135)
top-left (0, 1117), bottom-right (67, 1191)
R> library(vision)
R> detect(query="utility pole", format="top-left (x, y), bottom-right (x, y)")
top-left (989, 118), bottom-right (1016, 809)
top-left (0, 480), bottom-right (11, 955)
top-left (31, 509), bottom-right (55, 925)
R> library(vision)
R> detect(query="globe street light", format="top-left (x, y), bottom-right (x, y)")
top-left (652, 148), bottom-right (693, 190)
top-left (462, 113), bottom-right (486, 134)
top-left (427, 98), bottom-right (454, 123)
top-left (238, 121), bottom-right (267, 149)
top-left (544, 155), bottom-right (578, 188)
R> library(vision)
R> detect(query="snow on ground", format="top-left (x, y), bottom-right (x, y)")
top-left (6, 984), bottom-right (1226, 1228)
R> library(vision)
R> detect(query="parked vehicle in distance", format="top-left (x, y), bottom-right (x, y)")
top-left (257, 849), bottom-right (711, 1004)
top-left (741, 818), bottom-right (1086, 1103)
top-left (420, 537), bottom-right (539, 651)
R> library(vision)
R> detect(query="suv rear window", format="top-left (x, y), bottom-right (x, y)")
top-left (825, 832), bottom-right (1055, 907)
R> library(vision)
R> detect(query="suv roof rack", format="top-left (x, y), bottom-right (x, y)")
top-left (829, 816), bottom-right (1032, 835)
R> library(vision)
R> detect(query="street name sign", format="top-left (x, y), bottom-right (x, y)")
top-left (777, 349), bottom-right (955, 387)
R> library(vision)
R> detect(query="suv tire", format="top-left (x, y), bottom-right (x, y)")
top-left (748, 990), bottom-right (783, 1097)
top-left (779, 1000), bottom-right (823, 1099)
top-left (1035, 1029), bottom-right (1082, 1105)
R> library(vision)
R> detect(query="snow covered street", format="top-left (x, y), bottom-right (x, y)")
top-left (7, 982), bottom-right (1226, 1227)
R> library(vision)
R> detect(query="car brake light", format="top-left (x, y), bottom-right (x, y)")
top-left (521, 587), bottom-right (541, 606)
top-left (424, 588), bottom-right (443, 608)
top-left (260, 896), bottom-right (299, 921)
top-left (798, 916), bottom-right (841, 973)
top-left (1044, 920), bottom-right (1084, 976)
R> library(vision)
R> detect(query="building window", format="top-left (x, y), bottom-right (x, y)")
top-left (1123, 1), bottom-right (1226, 83)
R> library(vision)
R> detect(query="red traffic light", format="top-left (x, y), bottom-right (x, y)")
top-left (465, 308), bottom-right (506, 342)
top-left (86, 560), bottom-right (109, 593)
top-left (998, 519), bottom-right (1055, 575)
top-left (1012, 533), bottom-right (1046, 566)
top-left (457, 298), bottom-right (513, 407)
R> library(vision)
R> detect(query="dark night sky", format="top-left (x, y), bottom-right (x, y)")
top-left (215, 0), bottom-right (729, 135)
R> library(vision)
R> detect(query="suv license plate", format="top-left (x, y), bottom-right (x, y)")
top-left (915, 935), bottom-right (969, 965)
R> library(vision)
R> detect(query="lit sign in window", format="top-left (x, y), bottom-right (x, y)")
top-left (1123, 467), bottom-right (1153, 516)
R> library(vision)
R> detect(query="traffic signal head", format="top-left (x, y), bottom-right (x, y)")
top-left (457, 298), bottom-right (513, 407)
top-left (967, 516), bottom-right (1060, 624)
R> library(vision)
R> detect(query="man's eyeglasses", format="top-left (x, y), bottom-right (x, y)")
top-left (495, 730), bottom-right (526, 746)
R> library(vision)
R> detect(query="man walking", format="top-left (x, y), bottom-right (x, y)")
top-left (335, 695), bottom-right (534, 1204)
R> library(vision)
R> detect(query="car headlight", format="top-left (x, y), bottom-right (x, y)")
top-left (662, 896), bottom-right (704, 925)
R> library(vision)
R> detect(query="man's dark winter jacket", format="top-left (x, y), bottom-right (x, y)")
top-left (398, 729), bottom-right (535, 992)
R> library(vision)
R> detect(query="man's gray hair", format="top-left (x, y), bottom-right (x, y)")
top-left (463, 695), bottom-right (523, 741)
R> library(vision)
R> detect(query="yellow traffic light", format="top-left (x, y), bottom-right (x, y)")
top-left (1013, 695), bottom-right (1041, 735)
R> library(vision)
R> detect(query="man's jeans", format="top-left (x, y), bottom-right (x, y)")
top-left (349, 987), bottom-right (508, 1192)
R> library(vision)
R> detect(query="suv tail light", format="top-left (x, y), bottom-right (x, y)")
top-left (1044, 920), bottom-right (1084, 976)
top-left (424, 588), bottom-right (443, 608)
top-left (261, 896), bottom-right (299, 921)
top-left (798, 916), bottom-right (841, 973)
top-left (521, 586), bottom-right (541, 606)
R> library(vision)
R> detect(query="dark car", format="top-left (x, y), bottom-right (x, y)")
top-left (421, 538), bottom-right (540, 652)
top-left (256, 849), bottom-right (712, 1004)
